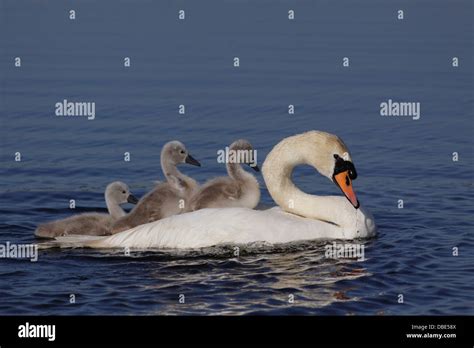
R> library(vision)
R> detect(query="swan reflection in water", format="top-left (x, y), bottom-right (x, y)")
top-left (132, 241), bottom-right (373, 315)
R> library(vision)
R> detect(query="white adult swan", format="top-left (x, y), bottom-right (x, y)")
top-left (55, 131), bottom-right (376, 249)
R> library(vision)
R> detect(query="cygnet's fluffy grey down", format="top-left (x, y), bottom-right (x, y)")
top-left (35, 181), bottom-right (138, 238)
top-left (188, 139), bottom-right (260, 211)
top-left (110, 141), bottom-right (201, 234)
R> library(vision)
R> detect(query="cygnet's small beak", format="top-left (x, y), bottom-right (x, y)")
top-left (249, 163), bottom-right (260, 172)
top-left (127, 194), bottom-right (139, 204)
top-left (185, 154), bottom-right (201, 167)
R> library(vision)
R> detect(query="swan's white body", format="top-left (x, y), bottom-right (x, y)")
top-left (54, 131), bottom-right (377, 249)
top-left (79, 204), bottom-right (376, 249)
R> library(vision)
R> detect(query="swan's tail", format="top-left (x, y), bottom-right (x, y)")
top-left (37, 235), bottom-right (106, 249)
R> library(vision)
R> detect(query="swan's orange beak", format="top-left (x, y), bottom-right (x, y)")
top-left (334, 171), bottom-right (360, 209)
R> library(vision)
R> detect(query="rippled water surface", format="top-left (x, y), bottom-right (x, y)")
top-left (0, 0), bottom-right (473, 315)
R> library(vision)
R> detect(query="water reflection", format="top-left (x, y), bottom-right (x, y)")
top-left (135, 242), bottom-right (372, 315)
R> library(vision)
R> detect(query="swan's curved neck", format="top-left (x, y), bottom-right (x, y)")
top-left (227, 163), bottom-right (252, 182)
top-left (162, 159), bottom-right (181, 182)
top-left (161, 160), bottom-right (198, 194)
top-left (105, 195), bottom-right (126, 219)
top-left (262, 134), bottom-right (354, 228)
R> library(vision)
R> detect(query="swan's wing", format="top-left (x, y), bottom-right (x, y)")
top-left (86, 208), bottom-right (249, 249)
top-left (191, 180), bottom-right (242, 209)
top-left (221, 182), bottom-right (241, 201)
top-left (83, 207), bottom-right (346, 250)
top-left (50, 205), bottom-right (376, 250)
top-left (40, 235), bottom-right (106, 249)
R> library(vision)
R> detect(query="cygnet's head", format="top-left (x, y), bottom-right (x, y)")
top-left (229, 139), bottom-right (259, 172)
top-left (105, 181), bottom-right (138, 205)
top-left (161, 141), bottom-right (201, 167)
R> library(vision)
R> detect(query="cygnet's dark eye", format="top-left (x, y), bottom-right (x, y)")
top-left (180, 150), bottom-right (185, 154)
top-left (122, 191), bottom-right (126, 194)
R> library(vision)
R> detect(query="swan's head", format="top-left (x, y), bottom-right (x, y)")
top-left (298, 131), bottom-right (360, 209)
top-left (105, 181), bottom-right (138, 205)
top-left (162, 141), bottom-right (201, 167)
top-left (331, 154), bottom-right (359, 209)
top-left (229, 139), bottom-right (260, 172)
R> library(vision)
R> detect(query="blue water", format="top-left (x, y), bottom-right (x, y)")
top-left (0, 0), bottom-right (473, 315)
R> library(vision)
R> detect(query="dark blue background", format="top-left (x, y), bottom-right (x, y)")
top-left (0, 0), bottom-right (472, 314)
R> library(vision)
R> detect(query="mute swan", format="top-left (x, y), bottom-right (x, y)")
top-left (189, 139), bottom-right (260, 211)
top-left (110, 141), bottom-right (201, 234)
top-left (55, 131), bottom-right (377, 249)
top-left (35, 181), bottom-right (138, 238)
